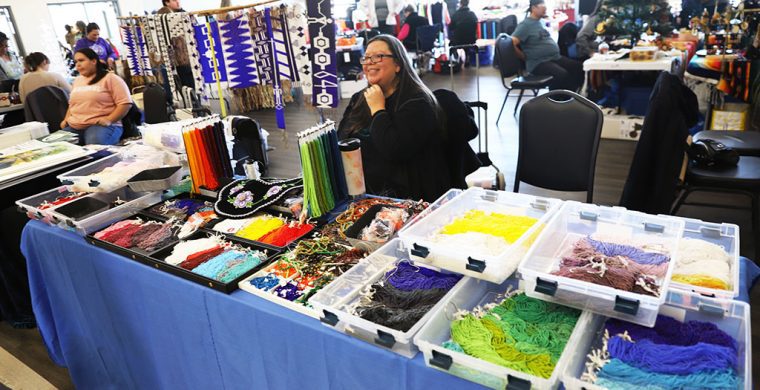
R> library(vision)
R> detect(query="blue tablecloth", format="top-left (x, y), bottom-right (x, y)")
top-left (21, 221), bottom-right (482, 389)
top-left (21, 221), bottom-right (759, 389)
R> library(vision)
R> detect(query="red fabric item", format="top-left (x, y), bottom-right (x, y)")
top-left (397, 24), bottom-right (410, 41)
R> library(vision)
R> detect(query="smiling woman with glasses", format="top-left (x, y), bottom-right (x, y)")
top-left (337, 34), bottom-right (450, 202)
top-left (0, 32), bottom-right (23, 82)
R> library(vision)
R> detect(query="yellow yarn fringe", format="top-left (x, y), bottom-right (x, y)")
top-left (235, 215), bottom-right (284, 241)
top-left (672, 274), bottom-right (730, 290)
top-left (441, 210), bottom-right (538, 244)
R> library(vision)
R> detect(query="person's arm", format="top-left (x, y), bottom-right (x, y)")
top-left (397, 23), bottom-right (410, 41)
top-left (61, 107), bottom-right (71, 129)
top-left (96, 74), bottom-right (132, 126)
top-left (369, 94), bottom-right (440, 161)
top-left (56, 73), bottom-right (72, 95)
top-left (575, 15), bottom-right (599, 58)
top-left (18, 78), bottom-right (25, 103)
top-left (512, 36), bottom-right (526, 60)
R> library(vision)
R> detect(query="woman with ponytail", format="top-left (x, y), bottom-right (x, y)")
top-left (19, 52), bottom-right (71, 102)
top-left (60, 48), bottom-right (132, 145)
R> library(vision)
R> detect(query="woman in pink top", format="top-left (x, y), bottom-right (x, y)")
top-left (61, 48), bottom-right (132, 145)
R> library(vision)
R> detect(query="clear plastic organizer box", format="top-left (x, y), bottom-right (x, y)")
top-left (51, 186), bottom-right (161, 235)
top-left (414, 277), bottom-right (593, 389)
top-left (16, 186), bottom-right (90, 226)
top-left (562, 290), bottom-right (752, 390)
top-left (518, 201), bottom-right (684, 327)
top-left (658, 215), bottom-right (739, 300)
top-left (397, 187), bottom-right (562, 284)
top-left (309, 239), bottom-right (469, 358)
top-left (57, 153), bottom-right (126, 192)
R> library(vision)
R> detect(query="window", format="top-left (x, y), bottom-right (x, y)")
top-left (47, 1), bottom-right (122, 54)
top-left (0, 7), bottom-right (23, 57)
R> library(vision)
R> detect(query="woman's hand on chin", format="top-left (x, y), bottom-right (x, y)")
top-left (364, 84), bottom-right (385, 115)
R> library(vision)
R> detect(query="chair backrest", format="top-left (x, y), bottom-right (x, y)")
top-left (557, 22), bottom-right (579, 57)
top-left (416, 24), bottom-right (441, 53)
top-left (500, 15), bottom-right (518, 35)
top-left (516, 90), bottom-right (603, 202)
top-left (23, 86), bottom-right (69, 133)
top-left (120, 103), bottom-right (143, 140)
top-left (494, 33), bottom-right (521, 79)
top-left (142, 82), bottom-right (171, 124)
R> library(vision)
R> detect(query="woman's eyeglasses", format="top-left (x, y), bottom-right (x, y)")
top-left (359, 54), bottom-right (395, 65)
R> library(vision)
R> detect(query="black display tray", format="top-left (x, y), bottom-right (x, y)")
top-left (85, 212), bottom-right (181, 261)
top-left (143, 229), bottom-right (280, 293)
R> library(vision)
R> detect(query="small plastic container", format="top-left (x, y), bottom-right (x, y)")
top-left (309, 239), bottom-right (468, 358)
top-left (561, 290), bottom-right (752, 390)
top-left (414, 277), bottom-right (593, 389)
top-left (57, 153), bottom-right (126, 192)
top-left (16, 186), bottom-right (90, 226)
top-left (52, 186), bottom-right (162, 235)
top-left (343, 204), bottom-right (409, 252)
top-left (127, 166), bottom-right (184, 192)
top-left (518, 201), bottom-right (684, 327)
top-left (398, 187), bottom-right (562, 284)
top-left (237, 240), bottom-right (355, 319)
top-left (660, 215), bottom-right (740, 300)
top-left (139, 124), bottom-right (185, 153)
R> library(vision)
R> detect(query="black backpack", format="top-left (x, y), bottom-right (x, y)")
top-left (688, 139), bottom-right (740, 167)
top-left (230, 117), bottom-right (269, 176)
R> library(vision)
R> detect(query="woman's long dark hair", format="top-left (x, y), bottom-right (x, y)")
top-left (24, 52), bottom-right (49, 72)
top-left (76, 48), bottom-right (109, 85)
top-left (339, 34), bottom-right (443, 138)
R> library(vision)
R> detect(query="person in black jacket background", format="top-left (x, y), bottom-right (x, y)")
top-left (397, 6), bottom-right (430, 50)
top-left (449, 0), bottom-right (478, 47)
top-left (338, 35), bottom-right (451, 202)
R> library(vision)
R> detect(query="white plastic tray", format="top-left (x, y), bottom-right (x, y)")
top-left (414, 276), bottom-right (593, 389)
top-left (660, 215), bottom-right (740, 300)
top-left (309, 239), bottom-right (469, 358)
top-left (52, 186), bottom-right (162, 235)
top-left (562, 290), bottom-right (752, 390)
top-left (518, 201), bottom-right (684, 327)
top-left (398, 187), bottom-right (562, 284)
top-left (16, 186), bottom-right (90, 226)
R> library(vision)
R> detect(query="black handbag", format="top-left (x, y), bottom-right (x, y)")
top-left (688, 139), bottom-right (740, 167)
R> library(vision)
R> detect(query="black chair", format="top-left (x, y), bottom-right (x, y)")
top-left (23, 86), bottom-right (69, 133)
top-left (515, 90), bottom-right (603, 203)
top-left (493, 33), bottom-right (553, 122)
top-left (692, 130), bottom-right (760, 157)
top-left (499, 15), bottom-right (517, 35)
top-left (120, 103), bottom-right (143, 140)
top-left (670, 157), bottom-right (760, 257)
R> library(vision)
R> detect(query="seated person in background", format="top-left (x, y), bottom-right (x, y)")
top-left (74, 23), bottom-right (118, 70)
top-left (512, 0), bottom-right (583, 92)
top-left (574, 0), bottom-right (603, 61)
top-left (0, 32), bottom-right (23, 82)
top-left (60, 48), bottom-right (131, 145)
top-left (449, 0), bottom-right (478, 47)
top-left (397, 5), bottom-right (430, 50)
top-left (338, 35), bottom-right (450, 202)
top-left (19, 52), bottom-right (72, 102)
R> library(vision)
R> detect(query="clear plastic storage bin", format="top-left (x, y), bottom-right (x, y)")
top-left (309, 239), bottom-right (468, 358)
top-left (518, 201), bottom-right (684, 327)
top-left (414, 276), bottom-right (593, 389)
top-left (16, 186), bottom-right (90, 226)
top-left (57, 154), bottom-right (126, 192)
top-left (398, 187), bottom-right (562, 284)
top-left (562, 290), bottom-right (751, 390)
top-left (52, 186), bottom-right (161, 235)
top-left (661, 215), bottom-right (739, 300)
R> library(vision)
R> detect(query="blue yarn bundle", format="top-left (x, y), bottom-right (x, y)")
top-left (587, 237), bottom-right (670, 265)
top-left (591, 315), bottom-right (742, 389)
top-left (597, 359), bottom-right (741, 389)
top-left (607, 336), bottom-right (737, 375)
top-left (385, 261), bottom-right (462, 291)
